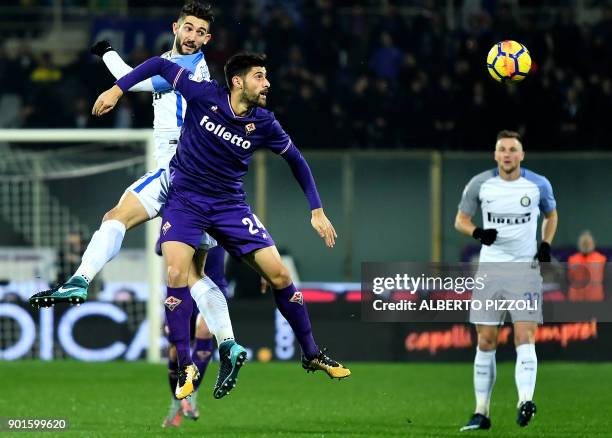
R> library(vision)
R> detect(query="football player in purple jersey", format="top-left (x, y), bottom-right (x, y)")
top-left (93, 52), bottom-right (351, 397)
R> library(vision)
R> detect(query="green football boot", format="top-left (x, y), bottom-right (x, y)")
top-left (29, 276), bottom-right (89, 308)
top-left (213, 340), bottom-right (247, 399)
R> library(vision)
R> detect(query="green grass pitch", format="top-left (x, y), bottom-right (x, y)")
top-left (1, 361), bottom-right (611, 437)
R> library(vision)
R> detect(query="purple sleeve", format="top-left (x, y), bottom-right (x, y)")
top-left (266, 119), bottom-right (292, 154)
top-left (116, 56), bottom-right (208, 101)
top-left (280, 144), bottom-right (323, 210)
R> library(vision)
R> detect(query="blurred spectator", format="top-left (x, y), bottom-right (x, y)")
top-left (431, 74), bottom-right (458, 149)
top-left (306, 9), bottom-right (343, 79)
top-left (567, 231), bottom-right (607, 301)
top-left (345, 74), bottom-right (371, 148)
top-left (243, 24), bottom-right (266, 54)
top-left (22, 51), bottom-right (67, 127)
top-left (30, 51), bottom-right (62, 83)
top-left (205, 28), bottom-right (237, 82)
top-left (1, 291), bottom-right (23, 303)
top-left (263, 6), bottom-right (299, 72)
top-left (56, 230), bottom-right (102, 299)
top-left (343, 5), bottom-right (371, 75)
top-left (113, 287), bottom-right (137, 303)
top-left (365, 78), bottom-right (397, 147)
top-left (56, 231), bottom-right (86, 284)
top-left (12, 42), bottom-right (36, 92)
top-left (368, 31), bottom-right (402, 82)
top-left (114, 95), bottom-right (134, 128)
top-left (73, 98), bottom-right (91, 128)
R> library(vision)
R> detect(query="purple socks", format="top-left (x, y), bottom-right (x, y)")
top-left (165, 286), bottom-right (193, 368)
top-left (192, 338), bottom-right (213, 390)
top-left (274, 283), bottom-right (319, 359)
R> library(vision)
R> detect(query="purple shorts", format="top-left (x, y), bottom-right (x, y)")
top-left (159, 186), bottom-right (275, 258)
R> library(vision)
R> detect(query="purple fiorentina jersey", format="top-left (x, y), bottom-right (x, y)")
top-left (116, 57), bottom-right (323, 256)
top-left (160, 64), bottom-right (291, 199)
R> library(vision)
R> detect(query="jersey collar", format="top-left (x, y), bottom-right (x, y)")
top-left (492, 168), bottom-right (526, 177)
top-left (226, 94), bottom-right (254, 119)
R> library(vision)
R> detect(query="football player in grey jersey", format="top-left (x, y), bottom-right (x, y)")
top-left (456, 130), bottom-right (558, 431)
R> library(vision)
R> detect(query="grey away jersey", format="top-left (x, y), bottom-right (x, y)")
top-left (459, 168), bottom-right (556, 262)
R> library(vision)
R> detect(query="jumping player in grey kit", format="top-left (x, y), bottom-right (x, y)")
top-left (92, 52), bottom-right (351, 398)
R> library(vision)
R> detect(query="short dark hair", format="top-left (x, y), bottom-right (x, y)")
top-left (496, 130), bottom-right (522, 143)
top-left (224, 52), bottom-right (267, 88)
top-left (178, 1), bottom-right (214, 25)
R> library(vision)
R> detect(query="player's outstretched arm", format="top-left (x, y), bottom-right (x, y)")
top-left (94, 57), bottom-right (204, 116)
top-left (113, 56), bottom-right (208, 101)
top-left (91, 40), bottom-right (155, 92)
top-left (92, 85), bottom-right (124, 116)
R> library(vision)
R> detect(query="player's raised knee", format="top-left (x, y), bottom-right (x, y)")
top-left (166, 265), bottom-right (188, 287)
top-left (268, 266), bottom-right (292, 289)
top-left (102, 206), bottom-right (121, 223)
top-left (102, 192), bottom-right (149, 229)
top-left (102, 206), bottom-right (134, 229)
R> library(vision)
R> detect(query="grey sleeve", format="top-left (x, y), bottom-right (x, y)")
top-left (458, 171), bottom-right (491, 216)
top-left (538, 177), bottom-right (556, 214)
top-left (524, 170), bottom-right (557, 214)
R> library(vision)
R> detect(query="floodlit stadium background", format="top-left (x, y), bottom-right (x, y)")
top-left (1, 0), bottom-right (611, 367)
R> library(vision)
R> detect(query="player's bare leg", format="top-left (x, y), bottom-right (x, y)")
top-left (242, 246), bottom-right (350, 379)
top-left (162, 344), bottom-right (183, 428)
top-left (513, 322), bottom-right (538, 427)
top-left (29, 191), bottom-right (148, 307)
top-left (461, 324), bottom-right (498, 431)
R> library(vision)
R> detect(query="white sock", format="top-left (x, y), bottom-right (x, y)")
top-left (74, 219), bottom-right (126, 283)
top-left (190, 277), bottom-right (234, 343)
top-left (474, 348), bottom-right (496, 416)
top-left (515, 343), bottom-right (537, 405)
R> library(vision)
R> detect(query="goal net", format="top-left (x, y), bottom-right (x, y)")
top-left (0, 129), bottom-right (163, 362)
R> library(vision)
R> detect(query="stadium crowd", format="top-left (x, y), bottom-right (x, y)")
top-left (0, 1), bottom-right (611, 150)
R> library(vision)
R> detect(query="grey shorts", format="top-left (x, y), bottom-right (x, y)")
top-left (469, 263), bottom-right (543, 325)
